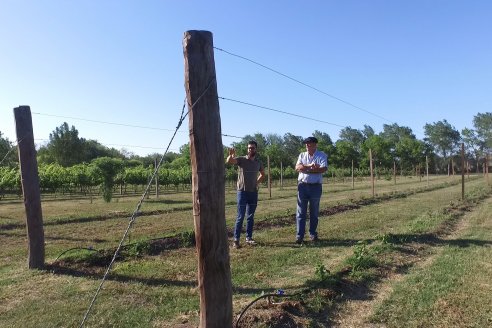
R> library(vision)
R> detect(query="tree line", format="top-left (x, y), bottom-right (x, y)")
top-left (1, 112), bottom-right (491, 201)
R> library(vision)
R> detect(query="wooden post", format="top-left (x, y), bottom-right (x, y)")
top-left (393, 161), bottom-right (396, 185)
top-left (155, 158), bottom-right (159, 198)
top-left (13, 106), bottom-right (45, 269)
top-left (461, 143), bottom-right (465, 200)
top-left (267, 155), bottom-right (271, 199)
top-left (351, 160), bottom-right (354, 190)
top-left (280, 162), bottom-right (283, 190)
top-left (426, 155), bottom-right (429, 186)
top-left (369, 149), bottom-right (374, 197)
top-left (183, 30), bottom-right (232, 328)
top-left (487, 154), bottom-right (490, 186)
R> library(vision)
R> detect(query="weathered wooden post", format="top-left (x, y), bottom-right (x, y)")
top-left (13, 106), bottom-right (45, 269)
top-left (183, 30), bottom-right (232, 328)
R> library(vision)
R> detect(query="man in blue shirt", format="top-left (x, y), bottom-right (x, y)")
top-left (295, 136), bottom-right (328, 244)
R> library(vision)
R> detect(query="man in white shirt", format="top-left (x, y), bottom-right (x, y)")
top-left (295, 137), bottom-right (328, 244)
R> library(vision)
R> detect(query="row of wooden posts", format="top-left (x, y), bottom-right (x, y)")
top-left (11, 31), bottom-right (491, 327)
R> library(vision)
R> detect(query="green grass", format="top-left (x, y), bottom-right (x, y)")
top-left (370, 193), bottom-right (492, 328)
top-left (0, 175), bottom-right (490, 327)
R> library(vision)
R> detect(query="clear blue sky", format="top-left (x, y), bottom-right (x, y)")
top-left (1, 1), bottom-right (491, 156)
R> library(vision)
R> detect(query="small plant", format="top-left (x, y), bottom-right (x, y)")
top-left (126, 241), bottom-right (151, 257)
top-left (179, 231), bottom-right (196, 247)
top-left (346, 240), bottom-right (377, 273)
top-left (315, 263), bottom-right (330, 282)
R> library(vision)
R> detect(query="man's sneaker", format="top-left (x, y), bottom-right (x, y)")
top-left (310, 235), bottom-right (319, 242)
top-left (295, 238), bottom-right (303, 245)
top-left (233, 240), bottom-right (241, 248)
top-left (245, 238), bottom-right (256, 245)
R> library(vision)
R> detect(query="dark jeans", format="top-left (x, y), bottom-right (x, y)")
top-left (296, 183), bottom-right (322, 240)
top-left (233, 190), bottom-right (258, 240)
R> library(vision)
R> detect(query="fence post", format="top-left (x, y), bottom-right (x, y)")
top-left (13, 106), bottom-right (45, 269)
top-left (369, 149), bottom-right (374, 197)
top-left (351, 160), bottom-right (354, 190)
top-left (393, 160), bottom-right (396, 185)
top-left (426, 155), bottom-right (429, 186)
top-left (183, 30), bottom-right (232, 328)
top-left (155, 157), bottom-right (159, 198)
top-left (461, 143), bottom-right (465, 200)
top-left (267, 155), bottom-right (271, 199)
top-left (280, 162), bottom-right (283, 190)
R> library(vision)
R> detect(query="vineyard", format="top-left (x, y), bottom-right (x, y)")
top-left (2, 174), bottom-right (492, 327)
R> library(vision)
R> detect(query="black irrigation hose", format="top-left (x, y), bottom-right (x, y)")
top-left (235, 290), bottom-right (304, 328)
top-left (54, 247), bottom-right (98, 262)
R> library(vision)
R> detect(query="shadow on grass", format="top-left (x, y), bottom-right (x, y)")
top-left (46, 263), bottom-right (197, 287)
top-left (0, 206), bottom-right (193, 231)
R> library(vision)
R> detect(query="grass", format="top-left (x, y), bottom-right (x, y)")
top-left (370, 194), bottom-right (492, 328)
top-left (0, 175), bottom-right (491, 327)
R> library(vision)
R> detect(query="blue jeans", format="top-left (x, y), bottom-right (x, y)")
top-left (296, 183), bottom-right (322, 240)
top-left (233, 191), bottom-right (258, 240)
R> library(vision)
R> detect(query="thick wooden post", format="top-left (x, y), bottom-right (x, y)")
top-left (13, 106), bottom-right (45, 269)
top-left (183, 30), bottom-right (232, 328)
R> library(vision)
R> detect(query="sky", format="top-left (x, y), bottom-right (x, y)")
top-left (1, 1), bottom-right (491, 157)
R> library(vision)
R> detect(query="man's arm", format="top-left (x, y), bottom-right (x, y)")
top-left (257, 167), bottom-right (266, 184)
top-left (226, 148), bottom-right (237, 164)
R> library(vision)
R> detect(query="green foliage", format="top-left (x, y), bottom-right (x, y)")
top-left (345, 240), bottom-right (377, 274)
top-left (91, 157), bottom-right (124, 202)
top-left (314, 263), bottom-right (330, 282)
top-left (125, 241), bottom-right (151, 257)
top-left (0, 131), bottom-right (17, 167)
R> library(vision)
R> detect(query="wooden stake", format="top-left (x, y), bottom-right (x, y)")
top-left (267, 155), bottom-right (271, 199)
top-left (461, 143), bottom-right (465, 200)
top-left (351, 160), bottom-right (354, 190)
top-left (369, 149), bottom-right (374, 197)
top-left (13, 106), bottom-right (45, 269)
top-left (183, 30), bottom-right (232, 328)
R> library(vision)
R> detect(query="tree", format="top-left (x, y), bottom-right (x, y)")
top-left (91, 157), bottom-right (123, 202)
top-left (473, 112), bottom-right (492, 151)
top-left (395, 137), bottom-right (426, 173)
top-left (0, 131), bottom-right (17, 167)
top-left (40, 122), bottom-right (84, 167)
top-left (282, 133), bottom-right (303, 165)
top-left (462, 127), bottom-right (483, 173)
top-left (361, 135), bottom-right (393, 169)
top-left (312, 130), bottom-right (335, 157)
top-left (424, 119), bottom-right (461, 173)
top-left (331, 140), bottom-right (359, 168)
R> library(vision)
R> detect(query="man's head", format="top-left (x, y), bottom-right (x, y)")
top-left (247, 140), bottom-right (258, 158)
top-left (303, 137), bottom-right (318, 155)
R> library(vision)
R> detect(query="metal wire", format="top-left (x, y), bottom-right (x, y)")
top-left (80, 77), bottom-right (216, 327)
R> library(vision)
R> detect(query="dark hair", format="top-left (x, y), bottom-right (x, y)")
top-left (248, 140), bottom-right (258, 148)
